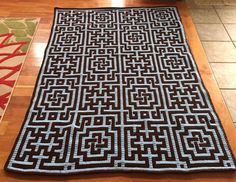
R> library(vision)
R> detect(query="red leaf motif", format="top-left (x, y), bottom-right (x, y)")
top-left (0, 92), bottom-right (11, 110)
top-left (0, 33), bottom-right (28, 112)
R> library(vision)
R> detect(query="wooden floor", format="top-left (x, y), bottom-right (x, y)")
top-left (0, 0), bottom-right (235, 181)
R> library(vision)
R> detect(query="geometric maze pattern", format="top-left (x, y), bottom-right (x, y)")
top-left (5, 7), bottom-right (236, 174)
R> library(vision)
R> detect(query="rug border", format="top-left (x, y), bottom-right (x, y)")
top-left (4, 6), bottom-right (236, 175)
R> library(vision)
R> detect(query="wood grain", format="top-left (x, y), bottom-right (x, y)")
top-left (0, 0), bottom-right (235, 181)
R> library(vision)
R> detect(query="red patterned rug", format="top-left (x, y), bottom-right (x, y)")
top-left (0, 18), bottom-right (39, 120)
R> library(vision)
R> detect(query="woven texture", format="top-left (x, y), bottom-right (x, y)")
top-left (5, 7), bottom-right (235, 174)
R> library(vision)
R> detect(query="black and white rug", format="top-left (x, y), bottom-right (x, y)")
top-left (5, 7), bottom-right (236, 174)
